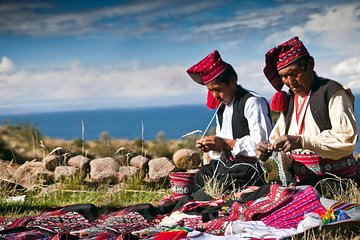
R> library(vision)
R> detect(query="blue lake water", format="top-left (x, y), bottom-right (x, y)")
top-left (1, 96), bottom-right (359, 153)
top-left (0, 105), bottom-right (217, 141)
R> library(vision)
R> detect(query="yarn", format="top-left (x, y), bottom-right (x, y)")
top-left (270, 91), bottom-right (287, 112)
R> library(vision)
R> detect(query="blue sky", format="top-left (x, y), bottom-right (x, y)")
top-left (0, 0), bottom-right (359, 114)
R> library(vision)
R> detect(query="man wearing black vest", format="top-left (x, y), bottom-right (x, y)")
top-left (256, 36), bottom-right (358, 189)
top-left (186, 50), bottom-right (273, 190)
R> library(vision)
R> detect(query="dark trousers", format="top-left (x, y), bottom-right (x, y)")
top-left (194, 159), bottom-right (265, 191)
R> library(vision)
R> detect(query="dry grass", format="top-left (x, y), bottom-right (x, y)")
top-left (202, 174), bottom-right (231, 198)
top-left (315, 173), bottom-right (360, 203)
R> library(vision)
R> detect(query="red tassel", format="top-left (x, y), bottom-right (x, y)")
top-left (206, 90), bottom-right (220, 109)
top-left (270, 91), bottom-right (287, 112)
top-left (153, 230), bottom-right (188, 240)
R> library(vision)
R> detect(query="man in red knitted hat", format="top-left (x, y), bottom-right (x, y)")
top-left (256, 36), bottom-right (358, 190)
top-left (187, 50), bottom-right (273, 190)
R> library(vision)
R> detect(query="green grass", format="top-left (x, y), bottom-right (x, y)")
top-left (0, 178), bottom-right (169, 217)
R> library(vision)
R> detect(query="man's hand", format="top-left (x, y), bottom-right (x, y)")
top-left (272, 135), bottom-right (302, 152)
top-left (256, 141), bottom-right (273, 161)
top-left (196, 136), bottom-right (230, 152)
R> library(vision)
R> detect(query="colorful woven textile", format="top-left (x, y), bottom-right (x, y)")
top-left (0, 216), bottom-right (32, 231)
top-left (0, 187), bottom-right (358, 239)
top-left (27, 211), bottom-right (92, 233)
top-left (261, 185), bottom-right (326, 229)
top-left (243, 184), bottom-right (296, 221)
top-left (170, 172), bottom-right (196, 200)
top-left (291, 150), bottom-right (356, 182)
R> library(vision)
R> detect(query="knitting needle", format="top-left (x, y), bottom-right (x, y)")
top-left (200, 103), bottom-right (222, 142)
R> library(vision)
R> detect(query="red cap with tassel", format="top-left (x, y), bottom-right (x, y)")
top-left (187, 50), bottom-right (228, 109)
top-left (263, 36), bottom-right (309, 112)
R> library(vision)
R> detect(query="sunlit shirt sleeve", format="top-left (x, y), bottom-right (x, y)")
top-left (270, 89), bottom-right (358, 160)
top-left (231, 96), bottom-right (273, 157)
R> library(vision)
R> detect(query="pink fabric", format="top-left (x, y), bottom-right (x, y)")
top-left (261, 186), bottom-right (326, 229)
top-left (244, 184), bottom-right (296, 221)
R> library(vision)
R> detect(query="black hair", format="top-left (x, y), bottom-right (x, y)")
top-left (213, 64), bottom-right (237, 85)
top-left (296, 55), bottom-right (313, 72)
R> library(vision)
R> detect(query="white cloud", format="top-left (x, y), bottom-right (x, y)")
top-left (0, 62), bottom-right (206, 114)
top-left (0, 56), bottom-right (14, 73)
top-left (0, 57), bottom-right (276, 115)
top-left (264, 3), bottom-right (360, 54)
top-left (330, 57), bottom-right (360, 90)
top-left (332, 57), bottom-right (360, 76)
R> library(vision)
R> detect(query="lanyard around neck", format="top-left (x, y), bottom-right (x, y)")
top-left (294, 90), bottom-right (311, 135)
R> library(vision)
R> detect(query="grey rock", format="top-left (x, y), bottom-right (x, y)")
top-left (148, 157), bottom-right (175, 181)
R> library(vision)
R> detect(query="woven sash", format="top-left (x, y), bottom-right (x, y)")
top-left (291, 150), bottom-right (356, 182)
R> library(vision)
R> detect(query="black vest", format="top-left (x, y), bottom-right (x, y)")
top-left (284, 74), bottom-right (344, 134)
top-left (217, 86), bottom-right (271, 139)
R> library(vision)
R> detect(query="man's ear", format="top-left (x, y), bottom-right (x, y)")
top-left (230, 75), bottom-right (237, 85)
top-left (307, 56), bottom-right (315, 72)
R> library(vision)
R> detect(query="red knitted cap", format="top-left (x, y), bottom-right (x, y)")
top-left (187, 50), bottom-right (229, 85)
top-left (263, 36), bottom-right (309, 91)
top-left (264, 36), bottom-right (309, 112)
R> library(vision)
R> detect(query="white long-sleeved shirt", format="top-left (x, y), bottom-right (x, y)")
top-left (269, 88), bottom-right (358, 160)
top-left (209, 93), bottom-right (273, 159)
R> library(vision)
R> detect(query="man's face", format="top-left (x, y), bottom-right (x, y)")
top-left (206, 77), bottom-right (237, 105)
top-left (278, 61), bottom-right (314, 97)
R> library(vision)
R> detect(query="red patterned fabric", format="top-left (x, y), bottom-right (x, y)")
top-left (187, 50), bottom-right (228, 85)
top-left (169, 172), bottom-right (196, 200)
top-left (261, 186), bottom-right (326, 229)
top-left (27, 211), bottom-right (92, 233)
top-left (182, 215), bottom-right (204, 228)
top-left (179, 184), bottom-right (296, 236)
top-left (178, 199), bottom-right (224, 213)
top-left (291, 151), bottom-right (357, 182)
top-left (0, 216), bottom-right (33, 231)
top-left (0, 229), bottom-right (50, 240)
top-left (243, 184), bottom-right (296, 221)
top-left (203, 201), bottom-right (243, 236)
